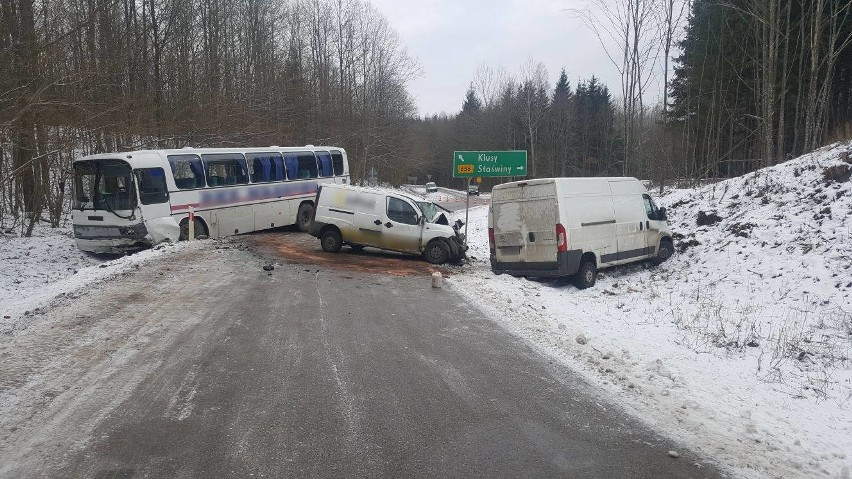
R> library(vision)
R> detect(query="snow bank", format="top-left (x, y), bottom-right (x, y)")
top-left (0, 223), bottom-right (191, 332)
top-left (450, 141), bottom-right (852, 478)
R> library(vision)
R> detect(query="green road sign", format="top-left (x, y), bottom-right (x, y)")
top-left (453, 150), bottom-right (527, 178)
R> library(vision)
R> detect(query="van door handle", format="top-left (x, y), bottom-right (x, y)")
top-left (385, 222), bottom-right (393, 228)
top-left (374, 219), bottom-right (382, 225)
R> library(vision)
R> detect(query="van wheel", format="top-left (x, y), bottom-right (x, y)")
top-left (652, 240), bottom-right (674, 265)
top-left (296, 203), bottom-right (314, 232)
top-left (423, 241), bottom-right (449, 264)
top-left (320, 229), bottom-right (342, 253)
top-left (573, 259), bottom-right (597, 289)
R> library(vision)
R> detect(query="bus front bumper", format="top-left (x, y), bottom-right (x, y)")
top-left (74, 223), bottom-right (151, 253)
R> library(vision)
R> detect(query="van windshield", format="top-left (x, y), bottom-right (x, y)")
top-left (416, 201), bottom-right (448, 223)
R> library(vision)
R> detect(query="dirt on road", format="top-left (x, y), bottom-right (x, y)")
top-left (239, 228), bottom-right (457, 277)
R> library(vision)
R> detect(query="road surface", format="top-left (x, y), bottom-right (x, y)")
top-left (0, 237), bottom-right (724, 478)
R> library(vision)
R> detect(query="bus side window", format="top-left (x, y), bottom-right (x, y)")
top-left (331, 150), bottom-right (344, 176)
top-left (201, 154), bottom-right (248, 186)
top-left (168, 154), bottom-right (205, 189)
top-left (251, 157), bottom-right (271, 182)
top-left (284, 154), bottom-right (299, 180)
top-left (136, 168), bottom-right (169, 204)
top-left (247, 152), bottom-right (283, 183)
top-left (316, 151), bottom-right (333, 177)
top-left (297, 152), bottom-right (318, 179)
top-left (285, 153), bottom-right (318, 180)
top-left (272, 156), bottom-right (285, 181)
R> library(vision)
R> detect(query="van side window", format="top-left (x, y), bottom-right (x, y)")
top-left (387, 197), bottom-right (419, 225)
top-left (643, 194), bottom-right (659, 220)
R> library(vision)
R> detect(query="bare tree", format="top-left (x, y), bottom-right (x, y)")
top-left (472, 64), bottom-right (511, 110)
top-left (519, 59), bottom-right (549, 177)
top-left (803, 0), bottom-right (852, 153)
top-left (659, 0), bottom-right (688, 119)
top-left (574, 0), bottom-right (662, 175)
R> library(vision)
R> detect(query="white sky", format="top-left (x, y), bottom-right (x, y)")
top-left (369, 0), bottom-right (654, 117)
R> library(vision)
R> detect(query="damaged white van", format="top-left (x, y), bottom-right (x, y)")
top-left (489, 177), bottom-right (674, 288)
top-left (309, 184), bottom-right (467, 264)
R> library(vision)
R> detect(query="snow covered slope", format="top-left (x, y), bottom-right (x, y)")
top-left (450, 141), bottom-right (852, 478)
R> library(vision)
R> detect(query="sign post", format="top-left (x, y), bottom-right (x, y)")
top-left (452, 151), bottom-right (528, 246)
top-left (464, 178), bottom-right (471, 242)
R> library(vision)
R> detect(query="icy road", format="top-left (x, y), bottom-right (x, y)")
top-left (0, 238), bottom-right (723, 478)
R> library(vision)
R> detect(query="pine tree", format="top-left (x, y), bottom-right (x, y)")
top-left (461, 85), bottom-right (482, 114)
top-left (550, 69), bottom-right (575, 176)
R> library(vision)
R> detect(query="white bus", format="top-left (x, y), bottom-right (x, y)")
top-left (71, 146), bottom-right (350, 253)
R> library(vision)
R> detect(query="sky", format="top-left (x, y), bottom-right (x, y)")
top-left (368, 0), bottom-right (656, 117)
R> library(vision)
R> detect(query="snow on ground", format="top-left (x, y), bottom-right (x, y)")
top-left (405, 185), bottom-right (491, 207)
top-left (0, 222), bottom-right (191, 333)
top-left (448, 141), bottom-right (852, 478)
top-left (2, 150), bottom-right (849, 477)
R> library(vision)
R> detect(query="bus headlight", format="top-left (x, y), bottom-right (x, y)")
top-left (118, 224), bottom-right (147, 237)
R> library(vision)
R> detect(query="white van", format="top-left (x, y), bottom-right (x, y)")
top-left (310, 184), bottom-right (467, 264)
top-left (488, 177), bottom-right (673, 288)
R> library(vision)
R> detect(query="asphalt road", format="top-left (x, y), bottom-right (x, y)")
top-left (0, 240), bottom-right (724, 478)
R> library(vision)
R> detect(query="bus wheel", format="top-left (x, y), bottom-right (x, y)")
top-left (179, 218), bottom-right (206, 241)
top-left (297, 203), bottom-right (314, 232)
top-left (320, 229), bottom-right (342, 253)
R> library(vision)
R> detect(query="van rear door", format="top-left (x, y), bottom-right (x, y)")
top-left (492, 182), bottom-right (558, 265)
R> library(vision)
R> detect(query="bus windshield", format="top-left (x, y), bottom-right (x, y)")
top-left (74, 159), bottom-right (137, 211)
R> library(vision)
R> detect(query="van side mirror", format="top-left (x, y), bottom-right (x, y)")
top-left (419, 215), bottom-right (425, 225)
top-left (658, 207), bottom-right (667, 220)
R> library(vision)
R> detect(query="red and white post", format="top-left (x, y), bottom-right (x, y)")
top-left (188, 206), bottom-right (195, 241)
